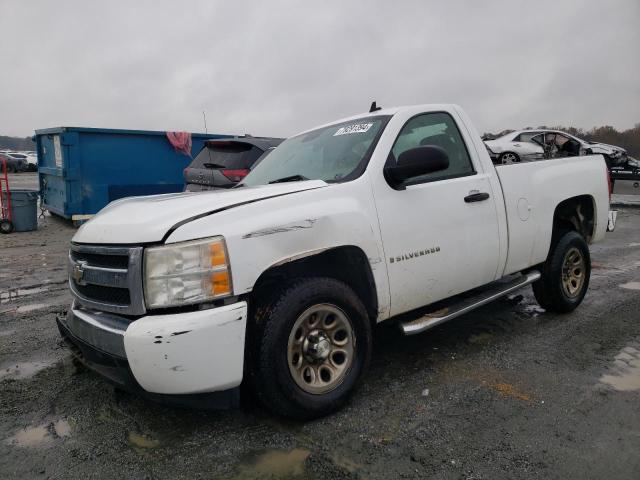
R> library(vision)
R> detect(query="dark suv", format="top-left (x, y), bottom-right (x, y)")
top-left (184, 137), bottom-right (283, 191)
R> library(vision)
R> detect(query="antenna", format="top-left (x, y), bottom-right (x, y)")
top-left (369, 101), bottom-right (381, 113)
top-left (202, 111), bottom-right (208, 134)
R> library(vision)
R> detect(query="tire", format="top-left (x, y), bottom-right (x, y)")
top-left (249, 277), bottom-right (372, 420)
top-left (0, 219), bottom-right (14, 234)
top-left (532, 231), bottom-right (591, 313)
top-left (499, 152), bottom-right (520, 164)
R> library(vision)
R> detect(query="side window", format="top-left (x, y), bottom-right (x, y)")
top-left (517, 132), bottom-right (537, 143)
top-left (389, 112), bottom-right (474, 184)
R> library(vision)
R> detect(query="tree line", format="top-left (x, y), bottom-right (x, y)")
top-left (0, 135), bottom-right (35, 151)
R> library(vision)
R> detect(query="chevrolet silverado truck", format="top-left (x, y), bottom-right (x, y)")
top-left (58, 104), bottom-right (614, 419)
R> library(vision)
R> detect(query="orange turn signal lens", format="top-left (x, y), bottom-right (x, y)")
top-left (210, 242), bottom-right (226, 267)
top-left (211, 271), bottom-right (231, 296)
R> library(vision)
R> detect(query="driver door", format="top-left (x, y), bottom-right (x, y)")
top-left (373, 112), bottom-right (501, 316)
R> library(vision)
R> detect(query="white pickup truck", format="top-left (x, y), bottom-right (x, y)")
top-left (58, 104), bottom-right (613, 419)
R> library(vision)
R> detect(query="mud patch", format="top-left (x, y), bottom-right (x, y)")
top-left (486, 382), bottom-right (532, 402)
top-left (233, 448), bottom-right (310, 479)
top-left (0, 359), bottom-right (57, 380)
top-left (599, 344), bottom-right (640, 392)
top-left (128, 432), bottom-right (161, 450)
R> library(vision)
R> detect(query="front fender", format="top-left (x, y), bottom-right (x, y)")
top-left (165, 180), bottom-right (391, 320)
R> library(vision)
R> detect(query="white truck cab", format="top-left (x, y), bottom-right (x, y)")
top-left (58, 104), bottom-right (613, 418)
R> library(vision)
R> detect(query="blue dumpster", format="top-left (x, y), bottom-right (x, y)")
top-left (34, 127), bottom-right (230, 221)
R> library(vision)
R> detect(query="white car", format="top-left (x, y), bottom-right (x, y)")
top-left (485, 129), bottom-right (627, 166)
top-left (22, 151), bottom-right (38, 171)
top-left (59, 104), bottom-right (613, 419)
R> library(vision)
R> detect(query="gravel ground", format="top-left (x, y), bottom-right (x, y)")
top-left (1, 173), bottom-right (639, 479)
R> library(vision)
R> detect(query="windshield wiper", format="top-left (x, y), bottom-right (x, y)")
top-left (268, 174), bottom-right (309, 184)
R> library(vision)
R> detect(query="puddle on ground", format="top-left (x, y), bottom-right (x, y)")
top-left (620, 282), bottom-right (640, 291)
top-left (0, 360), bottom-right (56, 380)
top-left (330, 454), bottom-right (363, 474)
top-left (15, 302), bottom-right (55, 313)
top-left (628, 243), bottom-right (640, 247)
top-left (5, 419), bottom-right (71, 447)
top-left (6, 425), bottom-right (50, 447)
top-left (0, 328), bottom-right (15, 337)
top-left (233, 448), bottom-right (310, 479)
top-left (467, 332), bottom-right (494, 345)
top-left (0, 286), bottom-right (50, 304)
top-left (53, 419), bottom-right (71, 438)
top-left (592, 261), bottom-right (640, 278)
top-left (128, 432), bottom-right (162, 450)
top-left (599, 345), bottom-right (640, 392)
top-left (521, 303), bottom-right (546, 316)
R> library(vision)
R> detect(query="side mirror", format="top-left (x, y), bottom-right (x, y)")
top-left (384, 145), bottom-right (449, 188)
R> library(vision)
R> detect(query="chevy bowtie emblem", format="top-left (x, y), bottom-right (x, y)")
top-left (72, 261), bottom-right (88, 285)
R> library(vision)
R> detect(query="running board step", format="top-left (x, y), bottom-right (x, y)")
top-left (399, 270), bottom-right (541, 335)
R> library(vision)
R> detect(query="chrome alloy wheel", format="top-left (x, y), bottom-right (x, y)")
top-left (287, 304), bottom-right (355, 395)
top-left (561, 247), bottom-right (586, 297)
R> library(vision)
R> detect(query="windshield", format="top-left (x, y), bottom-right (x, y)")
top-left (241, 116), bottom-right (390, 187)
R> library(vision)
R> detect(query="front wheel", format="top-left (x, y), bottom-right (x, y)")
top-left (533, 231), bottom-right (591, 313)
top-left (250, 277), bottom-right (372, 419)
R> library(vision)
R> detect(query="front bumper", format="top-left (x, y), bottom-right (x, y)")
top-left (57, 301), bottom-right (248, 408)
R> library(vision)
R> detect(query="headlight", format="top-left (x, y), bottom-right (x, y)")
top-left (144, 236), bottom-right (232, 309)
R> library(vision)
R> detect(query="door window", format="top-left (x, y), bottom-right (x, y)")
top-left (388, 112), bottom-right (474, 184)
top-left (514, 132), bottom-right (538, 143)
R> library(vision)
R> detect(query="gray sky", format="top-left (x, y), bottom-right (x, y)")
top-left (1, 0), bottom-right (638, 138)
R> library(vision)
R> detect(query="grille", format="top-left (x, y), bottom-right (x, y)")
top-left (69, 244), bottom-right (145, 315)
top-left (70, 250), bottom-right (129, 269)
top-left (74, 283), bottom-right (131, 305)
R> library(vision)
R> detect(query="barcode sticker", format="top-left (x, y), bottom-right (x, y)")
top-left (334, 123), bottom-right (373, 136)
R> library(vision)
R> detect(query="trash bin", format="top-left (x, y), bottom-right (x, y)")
top-left (6, 190), bottom-right (38, 232)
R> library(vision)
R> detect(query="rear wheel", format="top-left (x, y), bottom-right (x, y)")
top-left (250, 277), bottom-right (372, 419)
top-left (533, 231), bottom-right (590, 313)
top-left (499, 152), bottom-right (520, 164)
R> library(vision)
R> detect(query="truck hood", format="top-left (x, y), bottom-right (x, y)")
top-left (73, 180), bottom-right (329, 244)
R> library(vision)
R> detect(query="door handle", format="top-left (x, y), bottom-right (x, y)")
top-left (464, 192), bottom-right (490, 203)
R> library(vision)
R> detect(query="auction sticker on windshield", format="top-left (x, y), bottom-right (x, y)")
top-left (334, 123), bottom-right (374, 136)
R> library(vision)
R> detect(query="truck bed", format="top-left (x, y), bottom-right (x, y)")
top-left (495, 155), bottom-right (610, 276)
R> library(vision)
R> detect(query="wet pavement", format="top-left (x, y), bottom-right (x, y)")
top-left (1, 176), bottom-right (639, 479)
